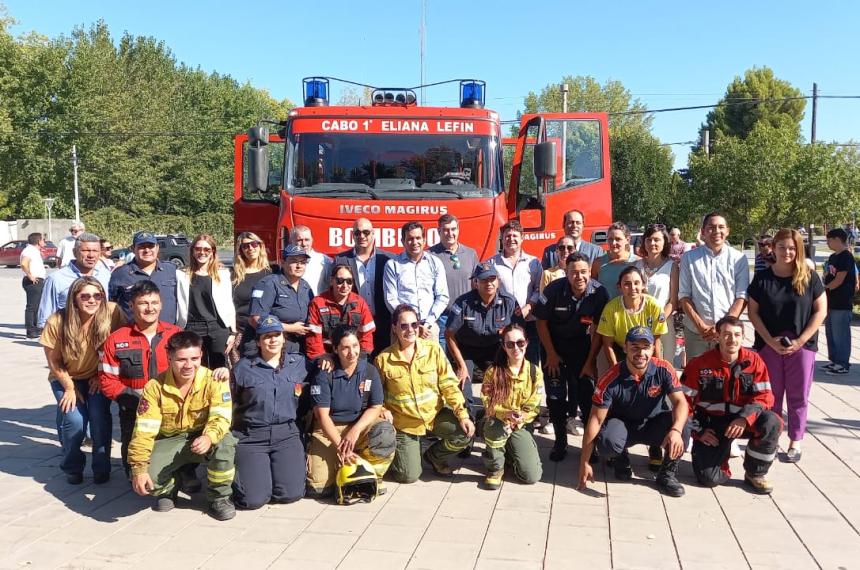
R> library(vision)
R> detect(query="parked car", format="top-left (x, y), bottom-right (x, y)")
top-left (0, 240), bottom-right (59, 268)
top-left (111, 234), bottom-right (190, 268)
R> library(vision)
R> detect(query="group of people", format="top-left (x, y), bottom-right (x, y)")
top-left (21, 208), bottom-right (856, 520)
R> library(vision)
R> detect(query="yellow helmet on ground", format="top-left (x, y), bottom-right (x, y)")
top-left (335, 457), bottom-right (379, 505)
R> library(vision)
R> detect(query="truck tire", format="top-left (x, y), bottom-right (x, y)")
top-left (169, 257), bottom-right (185, 269)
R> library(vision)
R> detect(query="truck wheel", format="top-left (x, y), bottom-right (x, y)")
top-left (169, 257), bottom-right (185, 268)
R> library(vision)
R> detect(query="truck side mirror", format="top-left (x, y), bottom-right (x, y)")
top-left (533, 141), bottom-right (557, 181)
top-left (247, 126), bottom-right (270, 193)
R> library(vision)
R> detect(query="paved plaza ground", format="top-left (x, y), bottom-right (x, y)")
top-left (1, 267), bottom-right (859, 569)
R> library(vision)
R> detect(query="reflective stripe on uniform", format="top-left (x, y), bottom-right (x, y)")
top-left (208, 406), bottom-right (232, 420)
top-left (753, 382), bottom-right (771, 392)
top-left (385, 390), bottom-right (438, 406)
top-left (308, 324), bottom-right (323, 334)
top-left (745, 447), bottom-right (776, 462)
top-left (360, 320), bottom-right (376, 332)
top-left (681, 385), bottom-right (698, 397)
top-left (134, 418), bottom-right (161, 434)
top-left (207, 466), bottom-right (235, 484)
top-left (697, 402), bottom-right (742, 413)
top-left (100, 362), bottom-right (120, 375)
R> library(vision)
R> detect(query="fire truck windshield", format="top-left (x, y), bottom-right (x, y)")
top-left (289, 133), bottom-right (501, 198)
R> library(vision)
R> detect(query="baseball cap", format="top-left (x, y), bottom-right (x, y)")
top-left (282, 244), bottom-right (311, 260)
top-left (133, 232), bottom-right (157, 247)
top-left (256, 315), bottom-right (284, 335)
top-left (625, 325), bottom-right (655, 344)
top-left (471, 262), bottom-right (498, 280)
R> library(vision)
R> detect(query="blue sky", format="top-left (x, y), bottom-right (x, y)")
top-left (4, 1), bottom-right (858, 168)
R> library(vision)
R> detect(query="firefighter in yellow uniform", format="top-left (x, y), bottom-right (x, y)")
top-left (480, 324), bottom-right (544, 489)
top-left (374, 305), bottom-right (475, 483)
top-left (128, 331), bottom-right (237, 521)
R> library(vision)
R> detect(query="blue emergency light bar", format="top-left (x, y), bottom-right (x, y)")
top-left (303, 77), bottom-right (329, 107)
top-left (460, 80), bottom-right (485, 109)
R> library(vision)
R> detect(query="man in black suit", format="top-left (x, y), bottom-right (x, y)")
top-left (335, 218), bottom-right (394, 356)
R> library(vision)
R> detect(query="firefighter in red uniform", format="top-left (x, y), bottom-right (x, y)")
top-left (99, 280), bottom-right (183, 474)
top-left (306, 263), bottom-right (375, 364)
top-left (681, 315), bottom-right (782, 494)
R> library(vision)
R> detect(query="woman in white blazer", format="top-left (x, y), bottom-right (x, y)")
top-left (177, 234), bottom-right (236, 368)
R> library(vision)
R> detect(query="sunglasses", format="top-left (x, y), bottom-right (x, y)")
top-left (450, 253), bottom-right (460, 270)
top-left (102, 245), bottom-right (113, 251)
top-left (193, 247), bottom-right (213, 253)
top-left (353, 229), bottom-right (373, 237)
top-left (335, 277), bottom-right (354, 286)
top-left (398, 322), bottom-right (420, 331)
top-left (78, 292), bottom-right (104, 302)
top-left (240, 241), bottom-right (261, 250)
top-left (646, 223), bottom-right (667, 231)
top-left (504, 339), bottom-right (527, 349)
top-left (557, 244), bottom-right (576, 251)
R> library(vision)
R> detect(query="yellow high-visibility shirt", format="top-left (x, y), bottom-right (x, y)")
top-left (127, 367), bottom-right (232, 476)
top-left (481, 361), bottom-right (544, 425)
top-left (596, 294), bottom-right (668, 347)
top-left (374, 338), bottom-right (467, 435)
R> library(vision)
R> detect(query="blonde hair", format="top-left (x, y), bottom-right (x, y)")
top-left (59, 277), bottom-right (112, 362)
top-left (773, 228), bottom-right (810, 295)
top-left (232, 231), bottom-right (271, 285)
top-left (187, 234), bottom-right (222, 283)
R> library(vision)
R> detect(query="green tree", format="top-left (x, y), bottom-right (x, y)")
top-left (705, 67), bottom-right (806, 142)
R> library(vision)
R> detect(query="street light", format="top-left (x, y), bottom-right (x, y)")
top-left (43, 198), bottom-right (54, 242)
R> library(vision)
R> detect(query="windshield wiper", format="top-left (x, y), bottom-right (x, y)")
top-left (295, 184), bottom-right (380, 200)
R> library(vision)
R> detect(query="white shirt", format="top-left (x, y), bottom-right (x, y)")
top-left (487, 251), bottom-right (541, 315)
top-left (635, 258), bottom-right (674, 307)
top-left (57, 236), bottom-right (76, 267)
top-left (355, 253), bottom-right (377, 313)
top-left (678, 244), bottom-right (749, 329)
top-left (382, 251), bottom-right (449, 324)
top-left (303, 250), bottom-right (333, 296)
top-left (20, 244), bottom-right (46, 279)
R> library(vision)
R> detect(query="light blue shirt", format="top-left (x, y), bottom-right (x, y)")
top-left (356, 254), bottom-right (377, 313)
top-left (37, 262), bottom-right (112, 328)
top-left (678, 244), bottom-right (749, 329)
top-left (382, 251), bottom-right (449, 325)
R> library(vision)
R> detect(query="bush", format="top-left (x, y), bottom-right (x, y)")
top-left (84, 207), bottom-right (233, 248)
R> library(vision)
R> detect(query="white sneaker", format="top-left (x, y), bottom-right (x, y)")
top-left (539, 423), bottom-right (554, 435)
top-left (566, 417), bottom-right (584, 436)
top-left (730, 439), bottom-right (742, 458)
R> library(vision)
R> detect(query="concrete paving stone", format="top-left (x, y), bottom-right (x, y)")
top-left (338, 548), bottom-right (411, 569)
top-left (372, 504), bottom-right (438, 529)
top-left (268, 558), bottom-right (336, 570)
top-left (474, 557), bottom-right (543, 570)
top-left (610, 538), bottom-right (681, 570)
top-left (128, 547), bottom-right (213, 569)
top-left (406, 540), bottom-right (481, 570)
top-left (480, 512), bottom-right (549, 562)
top-left (547, 500), bottom-right (608, 527)
top-left (72, 532), bottom-right (171, 565)
top-left (258, 498), bottom-right (327, 520)
top-left (156, 524), bottom-right (235, 552)
top-left (236, 516), bottom-right (310, 544)
top-left (493, 487), bottom-right (553, 513)
top-left (0, 540), bottom-right (91, 569)
top-left (351, 522), bottom-right (426, 553)
top-left (305, 507), bottom-right (377, 536)
top-left (421, 515), bottom-right (491, 544)
top-left (433, 490), bottom-right (497, 521)
top-left (120, 510), bottom-right (200, 536)
top-left (276, 532), bottom-right (357, 564)
top-left (200, 539), bottom-right (288, 569)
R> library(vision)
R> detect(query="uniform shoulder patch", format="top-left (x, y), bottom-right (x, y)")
top-left (222, 392), bottom-right (231, 402)
top-left (115, 341), bottom-right (129, 349)
top-left (252, 289), bottom-right (264, 298)
top-left (137, 398), bottom-right (150, 414)
top-left (310, 385), bottom-right (321, 395)
top-left (451, 304), bottom-right (462, 315)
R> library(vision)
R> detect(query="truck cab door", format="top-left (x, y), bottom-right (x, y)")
top-left (508, 113), bottom-right (612, 251)
top-left (233, 132), bottom-right (284, 260)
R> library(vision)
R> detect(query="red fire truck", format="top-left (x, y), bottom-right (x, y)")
top-left (233, 78), bottom-right (611, 261)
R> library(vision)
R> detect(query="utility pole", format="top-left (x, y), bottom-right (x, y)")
top-left (811, 82), bottom-right (818, 143)
top-left (701, 128), bottom-right (710, 158)
top-left (71, 145), bottom-right (80, 222)
top-left (43, 198), bottom-right (54, 242)
top-left (561, 83), bottom-right (569, 181)
top-left (419, 0), bottom-right (426, 105)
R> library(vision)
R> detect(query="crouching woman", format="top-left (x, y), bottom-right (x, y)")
top-left (307, 326), bottom-right (395, 497)
top-left (481, 324), bottom-right (544, 490)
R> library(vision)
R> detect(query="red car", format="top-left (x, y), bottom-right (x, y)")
top-left (0, 240), bottom-right (59, 268)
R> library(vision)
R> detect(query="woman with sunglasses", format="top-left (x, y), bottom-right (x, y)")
top-left (177, 234), bottom-right (236, 369)
top-left (40, 276), bottom-right (125, 484)
top-left (307, 326), bottom-right (395, 497)
top-left (540, 236), bottom-right (575, 293)
top-left (592, 222), bottom-right (639, 301)
top-left (230, 232), bottom-right (272, 365)
top-left (375, 305), bottom-right (475, 483)
top-left (634, 224), bottom-right (679, 366)
top-left (480, 324), bottom-right (544, 490)
top-left (306, 264), bottom-right (375, 366)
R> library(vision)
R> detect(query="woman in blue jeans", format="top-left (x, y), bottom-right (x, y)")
top-left (40, 276), bottom-right (125, 484)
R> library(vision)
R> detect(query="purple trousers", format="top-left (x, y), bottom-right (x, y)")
top-left (758, 345), bottom-right (815, 441)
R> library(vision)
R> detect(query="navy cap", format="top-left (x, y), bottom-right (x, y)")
top-left (133, 232), bottom-right (157, 247)
top-left (625, 325), bottom-right (655, 344)
top-left (282, 244), bottom-right (311, 260)
top-left (471, 262), bottom-right (498, 280)
top-left (256, 315), bottom-right (284, 335)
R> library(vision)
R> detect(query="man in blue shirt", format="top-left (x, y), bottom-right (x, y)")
top-left (578, 326), bottom-right (690, 497)
top-left (38, 232), bottom-right (112, 328)
top-left (382, 222), bottom-right (449, 341)
top-left (109, 232), bottom-right (178, 324)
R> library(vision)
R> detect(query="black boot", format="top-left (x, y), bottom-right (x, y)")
top-left (549, 425), bottom-right (567, 462)
top-left (614, 450), bottom-right (632, 480)
top-left (656, 457), bottom-right (685, 497)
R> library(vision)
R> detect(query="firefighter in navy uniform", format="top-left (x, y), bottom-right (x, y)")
top-left (230, 316), bottom-right (310, 508)
top-left (445, 262), bottom-right (520, 417)
top-left (534, 252), bottom-right (609, 461)
top-left (682, 315), bottom-right (782, 494)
